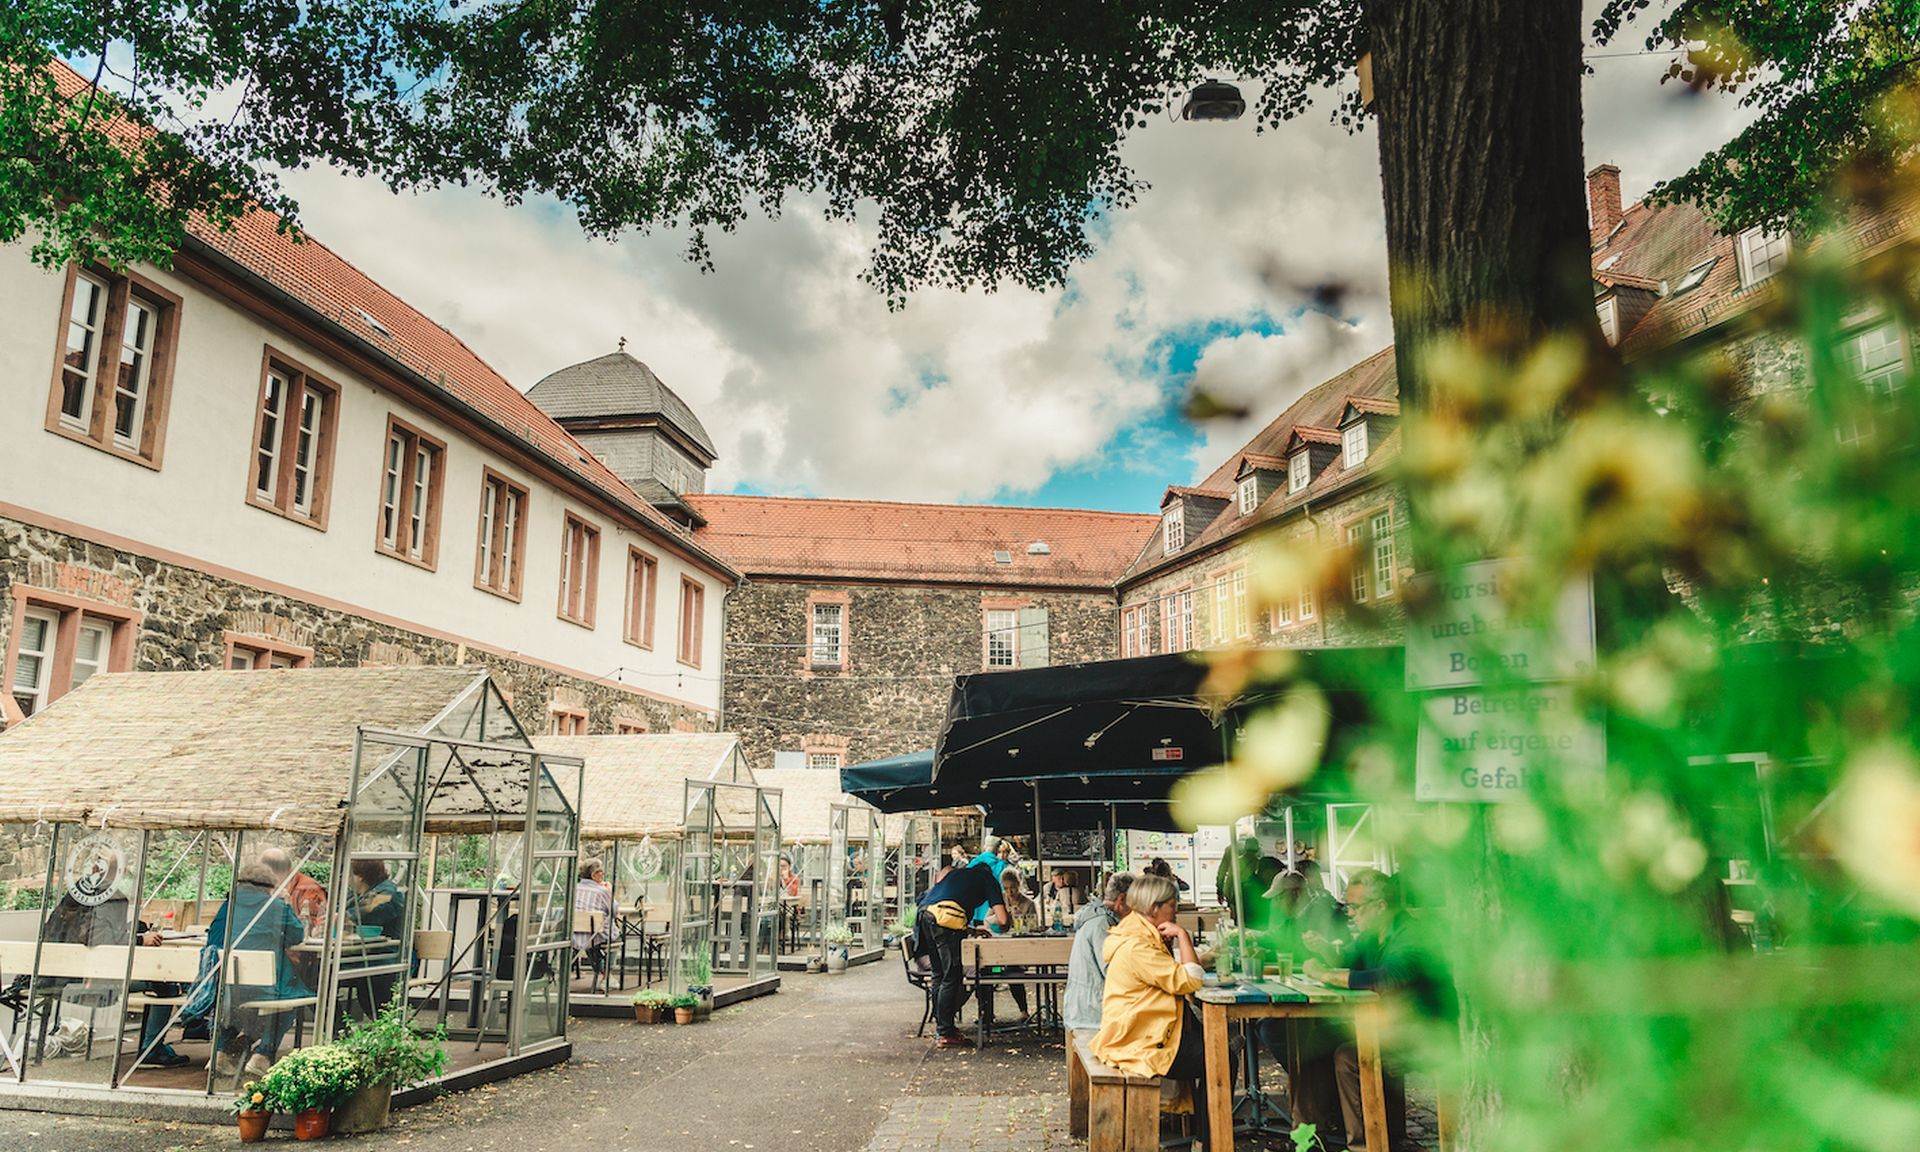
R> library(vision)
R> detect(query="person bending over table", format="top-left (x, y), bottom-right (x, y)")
top-left (344, 859), bottom-right (407, 1018)
top-left (1063, 872), bottom-right (1133, 1033)
top-left (1089, 874), bottom-right (1210, 1149)
top-left (1300, 869), bottom-right (1427, 1152)
top-left (915, 861), bottom-right (1008, 1049)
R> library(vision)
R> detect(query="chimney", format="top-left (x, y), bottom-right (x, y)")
top-left (1587, 163), bottom-right (1623, 247)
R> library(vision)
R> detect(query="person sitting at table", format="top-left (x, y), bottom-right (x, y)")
top-left (1143, 856), bottom-right (1190, 893)
top-left (260, 848), bottom-right (327, 935)
top-left (573, 858), bottom-right (615, 986)
top-left (1090, 873), bottom-right (1210, 1149)
top-left (1258, 860), bottom-right (1347, 1142)
top-left (978, 867), bottom-right (1038, 1031)
top-left (1301, 869), bottom-right (1428, 1152)
top-left (344, 859), bottom-right (406, 1018)
top-left (1063, 872), bottom-right (1132, 1033)
top-left (207, 860), bottom-right (310, 1079)
top-left (915, 860), bottom-right (1009, 1049)
top-left (1043, 867), bottom-right (1079, 924)
top-left (777, 854), bottom-right (802, 900)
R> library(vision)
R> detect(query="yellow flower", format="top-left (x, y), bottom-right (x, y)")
top-left (1828, 743), bottom-right (1920, 919)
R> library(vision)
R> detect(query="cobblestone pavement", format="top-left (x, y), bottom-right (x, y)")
top-left (0, 958), bottom-right (1439, 1152)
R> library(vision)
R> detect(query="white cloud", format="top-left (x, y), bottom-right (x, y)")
top-left (278, 5), bottom-right (1751, 509)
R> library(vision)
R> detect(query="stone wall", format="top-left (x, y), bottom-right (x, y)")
top-left (0, 515), bottom-right (713, 737)
top-left (720, 579), bottom-right (1120, 771)
top-left (1118, 477), bottom-right (1410, 654)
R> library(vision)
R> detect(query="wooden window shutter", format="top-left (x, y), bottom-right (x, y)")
top-left (1016, 606), bottom-right (1050, 668)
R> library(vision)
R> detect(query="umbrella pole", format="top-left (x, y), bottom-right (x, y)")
top-left (1031, 780), bottom-right (1043, 882)
top-left (1108, 803), bottom-right (1118, 872)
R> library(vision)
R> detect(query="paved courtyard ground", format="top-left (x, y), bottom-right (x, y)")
top-left (0, 959), bottom-right (1435, 1152)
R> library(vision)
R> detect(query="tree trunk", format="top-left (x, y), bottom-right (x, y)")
top-left (1360, 4), bottom-right (1596, 1150)
top-left (1365, 0), bottom-right (1598, 403)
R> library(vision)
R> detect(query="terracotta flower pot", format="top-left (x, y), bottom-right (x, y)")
top-left (633, 1003), bottom-right (652, 1023)
top-left (674, 1007), bottom-right (695, 1024)
top-left (293, 1107), bottom-right (333, 1141)
top-left (236, 1110), bottom-right (271, 1144)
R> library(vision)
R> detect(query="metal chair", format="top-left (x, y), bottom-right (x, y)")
top-left (899, 939), bottom-right (934, 1038)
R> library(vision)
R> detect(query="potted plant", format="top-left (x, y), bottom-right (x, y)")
top-left (823, 925), bottom-right (856, 973)
top-left (632, 989), bottom-right (672, 1023)
top-left (230, 1082), bottom-right (272, 1144)
top-left (255, 1044), bottom-right (368, 1141)
top-left (689, 953), bottom-right (714, 1019)
top-left (333, 997), bottom-right (449, 1134)
top-left (670, 993), bottom-right (699, 1024)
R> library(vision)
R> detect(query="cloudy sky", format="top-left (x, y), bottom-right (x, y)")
top-left (278, 9), bottom-right (1754, 513)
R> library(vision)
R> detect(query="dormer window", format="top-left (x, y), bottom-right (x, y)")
top-left (1597, 297), bottom-right (1620, 345)
top-left (1288, 451), bottom-right (1310, 494)
top-left (1237, 475), bottom-right (1258, 515)
top-left (1163, 508), bottom-right (1185, 553)
top-left (1343, 421), bottom-right (1369, 468)
top-left (1667, 257), bottom-right (1715, 297)
top-left (1736, 228), bottom-right (1790, 289)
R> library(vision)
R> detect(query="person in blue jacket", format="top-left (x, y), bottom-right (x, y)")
top-left (205, 860), bottom-right (310, 1079)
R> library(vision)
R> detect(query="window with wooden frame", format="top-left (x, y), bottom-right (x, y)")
top-left (1161, 588), bottom-right (1194, 652)
top-left (1121, 606), bottom-right (1137, 658)
top-left (984, 608), bottom-right (1018, 668)
top-left (614, 717), bottom-right (651, 735)
top-left (557, 512), bottom-right (601, 626)
top-left (806, 751), bottom-right (843, 770)
top-left (3, 587), bottom-right (140, 725)
top-left (375, 415), bottom-right (446, 568)
top-left (45, 264), bottom-right (181, 468)
top-left (246, 351), bottom-right (340, 529)
top-left (548, 704), bottom-right (588, 736)
top-left (475, 469), bottom-right (529, 600)
top-left (223, 632), bottom-right (314, 670)
top-left (809, 602), bottom-right (847, 667)
top-left (677, 577), bottom-right (705, 667)
top-left (624, 547), bottom-right (659, 648)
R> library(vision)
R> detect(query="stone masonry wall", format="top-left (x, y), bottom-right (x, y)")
top-left (0, 515), bottom-right (713, 738)
top-left (720, 579), bottom-right (1120, 772)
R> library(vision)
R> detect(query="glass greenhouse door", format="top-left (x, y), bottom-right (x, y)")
top-left (672, 781), bottom-right (716, 996)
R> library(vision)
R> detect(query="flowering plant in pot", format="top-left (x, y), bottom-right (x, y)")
top-left (229, 1082), bottom-right (272, 1144)
top-left (669, 993), bottom-right (700, 1024)
top-left (255, 1044), bottom-right (368, 1141)
top-left (333, 996), bottom-right (449, 1134)
top-left (632, 989), bottom-right (673, 1023)
top-left (823, 925), bottom-right (856, 973)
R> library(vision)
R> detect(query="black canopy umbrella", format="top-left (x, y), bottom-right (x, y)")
top-left (840, 747), bottom-right (1185, 832)
top-left (931, 648), bottom-right (1402, 877)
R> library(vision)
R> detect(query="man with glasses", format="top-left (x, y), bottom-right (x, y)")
top-left (1302, 869), bottom-right (1419, 1152)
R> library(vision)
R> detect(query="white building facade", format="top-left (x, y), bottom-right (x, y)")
top-left (0, 218), bottom-right (732, 734)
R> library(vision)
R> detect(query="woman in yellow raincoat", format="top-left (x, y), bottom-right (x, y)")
top-left (1089, 872), bottom-right (1210, 1146)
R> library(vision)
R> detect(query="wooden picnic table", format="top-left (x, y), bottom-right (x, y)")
top-left (1193, 977), bottom-right (1388, 1152)
top-left (962, 933), bottom-right (1074, 1047)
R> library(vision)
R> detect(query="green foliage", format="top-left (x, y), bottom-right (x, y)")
top-left (632, 989), bottom-right (673, 1007)
top-left (1201, 184), bottom-right (1920, 1150)
top-left (253, 1044), bottom-right (368, 1114)
top-left (688, 950), bottom-right (712, 988)
top-left (1288, 1122), bottom-right (1323, 1152)
top-left (668, 993), bottom-right (698, 1010)
top-left (823, 924), bottom-right (856, 948)
top-left (1595, 0), bottom-right (1920, 235)
top-left (335, 996), bottom-right (447, 1092)
top-left (229, 1081), bottom-right (270, 1116)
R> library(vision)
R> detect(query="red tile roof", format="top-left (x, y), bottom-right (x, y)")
top-left (1160, 485), bottom-right (1232, 509)
top-left (1285, 425), bottom-right (1342, 448)
top-left (1121, 347), bottom-right (1400, 584)
top-left (1342, 396), bottom-right (1401, 418)
top-left (1234, 453), bottom-right (1291, 476)
top-left (46, 60), bottom-right (735, 581)
top-left (683, 494), bottom-right (1159, 588)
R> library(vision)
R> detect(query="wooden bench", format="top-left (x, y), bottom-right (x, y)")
top-left (1068, 1030), bottom-right (1163, 1152)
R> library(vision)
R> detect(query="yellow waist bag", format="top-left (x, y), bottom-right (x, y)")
top-left (925, 900), bottom-right (969, 931)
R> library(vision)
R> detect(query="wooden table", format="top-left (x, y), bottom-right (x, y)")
top-left (1194, 978), bottom-right (1387, 1152)
top-left (962, 934), bottom-right (1073, 1047)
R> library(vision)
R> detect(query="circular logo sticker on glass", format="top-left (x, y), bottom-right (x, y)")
top-left (65, 832), bottom-right (124, 908)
